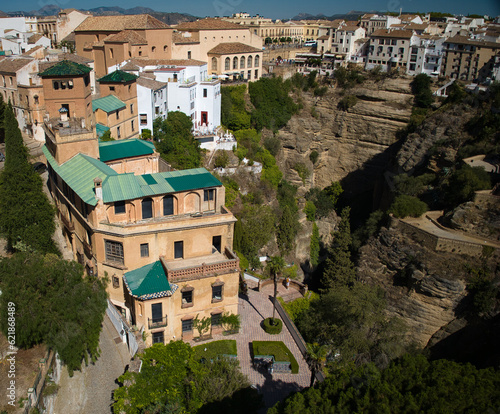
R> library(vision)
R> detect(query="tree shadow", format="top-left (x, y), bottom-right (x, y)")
top-left (258, 374), bottom-right (303, 412)
top-left (240, 293), bottom-right (265, 320)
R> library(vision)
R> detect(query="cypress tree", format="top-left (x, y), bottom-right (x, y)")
top-left (0, 94), bottom-right (5, 144)
top-left (0, 105), bottom-right (58, 253)
top-left (322, 207), bottom-right (355, 289)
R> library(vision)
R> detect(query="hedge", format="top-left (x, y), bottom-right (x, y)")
top-left (263, 317), bottom-right (283, 334)
top-left (252, 341), bottom-right (299, 373)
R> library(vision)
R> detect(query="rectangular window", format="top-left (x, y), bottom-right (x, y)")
top-left (204, 189), bottom-right (214, 201)
top-left (151, 303), bottom-right (162, 323)
top-left (117, 126), bottom-right (121, 138)
top-left (203, 88), bottom-right (207, 97)
top-left (114, 200), bottom-right (126, 214)
top-left (187, 51), bottom-right (191, 59)
top-left (112, 275), bottom-right (120, 288)
top-left (140, 114), bottom-right (147, 125)
top-left (174, 241), bottom-right (183, 259)
top-left (131, 120), bottom-right (135, 132)
top-left (116, 110), bottom-right (120, 120)
top-left (182, 318), bottom-right (193, 332)
top-left (130, 103), bottom-right (134, 114)
top-left (140, 243), bottom-right (149, 257)
top-left (152, 331), bottom-right (164, 344)
top-left (182, 290), bottom-right (193, 306)
top-left (255, 69), bottom-right (258, 78)
top-left (212, 285), bottom-right (223, 302)
top-left (105, 240), bottom-right (124, 265)
top-left (110, 86), bottom-right (115, 91)
top-left (53, 81), bottom-right (59, 90)
top-left (212, 235), bottom-right (221, 253)
top-left (211, 313), bottom-right (222, 326)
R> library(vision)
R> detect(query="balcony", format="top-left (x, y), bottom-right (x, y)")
top-left (161, 247), bottom-right (240, 283)
top-left (148, 316), bottom-right (167, 329)
top-left (60, 214), bottom-right (74, 232)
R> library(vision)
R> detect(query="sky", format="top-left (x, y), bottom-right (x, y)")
top-left (3, 0), bottom-right (500, 20)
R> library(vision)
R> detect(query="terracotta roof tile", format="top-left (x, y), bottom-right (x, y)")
top-left (0, 57), bottom-right (34, 74)
top-left (104, 30), bottom-right (147, 45)
top-left (28, 33), bottom-right (45, 44)
top-left (370, 29), bottom-right (414, 39)
top-left (318, 35), bottom-right (329, 40)
top-left (22, 45), bottom-right (44, 56)
top-left (75, 14), bottom-right (169, 32)
top-left (176, 18), bottom-right (243, 31)
top-left (444, 35), bottom-right (500, 48)
top-left (208, 42), bottom-right (261, 55)
top-left (136, 75), bottom-right (167, 90)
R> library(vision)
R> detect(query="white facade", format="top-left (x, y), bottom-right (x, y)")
top-left (0, 17), bottom-right (28, 35)
top-left (136, 77), bottom-right (168, 134)
top-left (115, 60), bottom-right (221, 138)
top-left (407, 36), bottom-right (444, 77)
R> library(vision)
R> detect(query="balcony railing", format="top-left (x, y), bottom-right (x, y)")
top-left (163, 247), bottom-right (239, 283)
top-left (148, 316), bottom-right (168, 329)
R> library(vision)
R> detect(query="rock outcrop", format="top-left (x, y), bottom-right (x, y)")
top-left (357, 225), bottom-right (470, 347)
top-left (277, 78), bottom-right (413, 192)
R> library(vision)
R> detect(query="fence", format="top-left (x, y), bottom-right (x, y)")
top-left (107, 300), bottom-right (139, 357)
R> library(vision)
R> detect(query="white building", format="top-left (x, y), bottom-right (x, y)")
top-left (136, 75), bottom-right (168, 134)
top-left (116, 58), bottom-right (222, 141)
top-left (406, 35), bottom-right (445, 77)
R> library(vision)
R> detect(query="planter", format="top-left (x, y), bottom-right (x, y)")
top-left (262, 318), bottom-right (283, 334)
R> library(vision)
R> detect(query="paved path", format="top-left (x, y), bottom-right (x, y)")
top-left (190, 282), bottom-right (311, 411)
top-left (53, 314), bottom-right (131, 414)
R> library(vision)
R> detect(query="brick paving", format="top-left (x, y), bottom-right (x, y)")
top-left (190, 282), bottom-right (311, 411)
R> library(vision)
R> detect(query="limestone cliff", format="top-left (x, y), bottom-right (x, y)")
top-left (357, 223), bottom-right (470, 347)
top-left (276, 78), bottom-right (413, 192)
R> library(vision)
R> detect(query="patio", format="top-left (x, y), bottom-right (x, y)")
top-left (189, 281), bottom-right (311, 410)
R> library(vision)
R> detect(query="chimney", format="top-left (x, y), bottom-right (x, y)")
top-left (94, 177), bottom-right (103, 201)
top-left (59, 106), bottom-right (68, 122)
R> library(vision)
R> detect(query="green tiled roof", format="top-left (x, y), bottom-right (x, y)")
top-left (92, 95), bottom-right (126, 113)
top-left (39, 60), bottom-right (91, 77)
top-left (43, 145), bottom-right (118, 206)
top-left (96, 123), bottom-right (110, 138)
top-left (124, 261), bottom-right (173, 300)
top-left (98, 70), bottom-right (138, 83)
top-left (99, 138), bottom-right (155, 162)
top-left (43, 146), bottom-right (222, 205)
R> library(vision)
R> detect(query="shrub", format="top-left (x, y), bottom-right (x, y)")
top-left (304, 200), bottom-right (316, 221)
top-left (264, 136), bottom-right (281, 157)
top-left (262, 317), bottom-right (283, 334)
top-left (309, 150), bottom-right (319, 164)
top-left (141, 128), bottom-right (151, 140)
top-left (221, 312), bottom-right (241, 333)
top-left (338, 95), bottom-right (358, 111)
top-left (100, 130), bottom-right (114, 141)
top-left (293, 162), bottom-right (310, 183)
top-left (389, 195), bottom-right (428, 218)
top-left (314, 86), bottom-right (328, 97)
top-left (214, 150), bottom-right (230, 168)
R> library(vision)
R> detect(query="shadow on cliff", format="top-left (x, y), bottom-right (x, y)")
top-left (336, 138), bottom-right (405, 228)
top-left (427, 313), bottom-right (500, 369)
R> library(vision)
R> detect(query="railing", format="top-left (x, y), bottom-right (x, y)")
top-left (165, 247), bottom-right (239, 282)
top-left (148, 316), bottom-right (168, 329)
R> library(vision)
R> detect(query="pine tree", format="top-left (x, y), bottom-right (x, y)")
top-left (322, 207), bottom-right (355, 289)
top-left (0, 105), bottom-right (58, 253)
top-left (276, 204), bottom-right (299, 256)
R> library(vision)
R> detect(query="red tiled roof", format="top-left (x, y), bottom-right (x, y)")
top-left (104, 30), bottom-right (147, 45)
top-left (75, 14), bottom-right (169, 32)
top-left (371, 29), bottom-right (414, 39)
top-left (176, 18), bottom-right (243, 31)
top-left (208, 42), bottom-right (261, 55)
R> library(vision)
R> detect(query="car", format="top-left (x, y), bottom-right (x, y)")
top-left (0, 152), bottom-right (4, 162)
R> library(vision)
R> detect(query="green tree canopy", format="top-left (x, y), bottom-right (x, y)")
top-left (154, 111), bottom-right (202, 170)
top-left (322, 207), bottom-right (355, 289)
top-left (269, 354), bottom-right (500, 414)
top-left (411, 73), bottom-right (434, 108)
top-left (0, 105), bottom-right (58, 254)
top-left (0, 252), bottom-right (107, 375)
top-left (113, 341), bottom-right (261, 414)
top-left (389, 194), bottom-right (428, 218)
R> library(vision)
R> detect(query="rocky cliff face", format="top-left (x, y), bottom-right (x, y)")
top-left (357, 223), bottom-right (471, 347)
top-left (276, 78), bottom-right (413, 193)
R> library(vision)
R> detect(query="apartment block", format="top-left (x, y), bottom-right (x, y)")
top-left (365, 29), bottom-right (417, 72)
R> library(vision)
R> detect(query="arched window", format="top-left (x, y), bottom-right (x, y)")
top-left (225, 57), bottom-right (230, 70)
top-left (247, 55), bottom-right (252, 68)
top-left (163, 195), bottom-right (174, 216)
top-left (240, 56), bottom-right (245, 68)
top-left (255, 55), bottom-right (260, 67)
top-left (163, 45), bottom-right (168, 52)
top-left (233, 56), bottom-right (238, 69)
top-left (142, 198), bottom-right (153, 219)
top-left (152, 46), bottom-right (156, 53)
top-left (211, 57), bottom-right (218, 71)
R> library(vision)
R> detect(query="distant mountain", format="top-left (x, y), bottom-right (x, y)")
top-left (3, 4), bottom-right (198, 25)
top-left (291, 10), bottom-right (367, 21)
